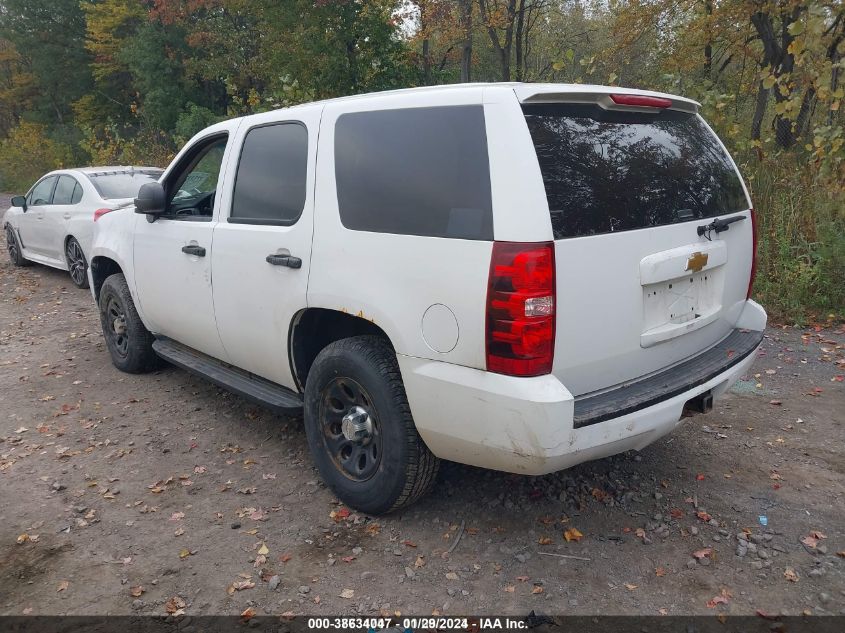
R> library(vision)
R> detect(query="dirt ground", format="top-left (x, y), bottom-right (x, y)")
top-left (1, 197), bottom-right (844, 618)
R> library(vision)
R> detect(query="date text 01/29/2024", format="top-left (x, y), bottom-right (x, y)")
top-left (306, 617), bottom-right (529, 631)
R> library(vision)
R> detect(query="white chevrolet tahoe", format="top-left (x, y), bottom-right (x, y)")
top-left (89, 83), bottom-right (766, 515)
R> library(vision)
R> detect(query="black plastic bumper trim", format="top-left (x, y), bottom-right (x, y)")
top-left (573, 328), bottom-right (763, 429)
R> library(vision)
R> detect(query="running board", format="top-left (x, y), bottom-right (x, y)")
top-left (152, 338), bottom-right (303, 415)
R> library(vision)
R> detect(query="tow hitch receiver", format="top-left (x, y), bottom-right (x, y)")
top-left (683, 390), bottom-right (713, 416)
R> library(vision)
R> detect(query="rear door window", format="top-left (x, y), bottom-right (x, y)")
top-left (52, 175), bottom-right (79, 205)
top-left (522, 104), bottom-right (748, 239)
top-left (230, 123), bottom-right (308, 225)
top-left (334, 105), bottom-right (493, 240)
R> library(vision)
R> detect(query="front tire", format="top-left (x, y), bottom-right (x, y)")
top-left (304, 336), bottom-right (439, 515)
top-left (98, 273), bottom-right (159, 373)
top-left (65, 237), bottom-right (89, 289)
top-left (5, 225), bottom-right (30, 267)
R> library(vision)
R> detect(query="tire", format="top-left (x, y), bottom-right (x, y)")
top-left (5, 225), bottom-right (31, 267)
top-left (304, 335), bottom-right (439, 515)
top-left (65, 236), bottom-right (89, 289)
top-left (98, 273), bottom-right (159, 373)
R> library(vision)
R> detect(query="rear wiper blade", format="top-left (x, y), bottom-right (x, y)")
top-left (697, 214), bottom-right (746, 240)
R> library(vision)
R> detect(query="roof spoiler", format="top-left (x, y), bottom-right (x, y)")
top-left (515, 86), bottom-right (699, 114)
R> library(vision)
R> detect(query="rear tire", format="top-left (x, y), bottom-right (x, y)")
top-left (304, 336), bottom-right (439, 515)
top-left (98, 273), bottom-right (159, 373)
top-left (65, 236), bottom-right (89, 289)
top-left (5, 225), bottom-right (30, 267)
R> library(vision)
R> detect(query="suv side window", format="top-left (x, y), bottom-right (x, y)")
top-left (229, 123), bottom-right (308, 225)
top-left (27, 176), bottom-right (58, 206)
top-left (164, 135), bottom-right (228, 221)
top-left (334, 105), bottom-right (493, 240)
top-left (53, 175), bottom-right (80, 205)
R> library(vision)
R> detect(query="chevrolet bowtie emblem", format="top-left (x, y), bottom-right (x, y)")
top-left (686, 251), bottom-right (709, 273)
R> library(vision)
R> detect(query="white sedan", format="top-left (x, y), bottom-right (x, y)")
top-left (3, 166), bottom-right (163, 288)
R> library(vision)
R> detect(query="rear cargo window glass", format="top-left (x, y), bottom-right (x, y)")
top-left (335, 105), bottom-right (493, 240)
top-left (230, 123), bottom-right (308, 225)
top-left (522, 104), bottom-right (748, 239)
top-left (89, 171), bottom-right (162, 199)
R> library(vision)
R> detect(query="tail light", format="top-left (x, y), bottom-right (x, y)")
top-left (93, 208), bottom-right (114, 222)
top-left (486, 241), bottom-right (556, 377)
top-left (747, 208), bottom-right (757, 299)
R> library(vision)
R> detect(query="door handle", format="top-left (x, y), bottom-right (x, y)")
top-left (63, 213), bottom-right (72, 220)
top-left (266, 253), bottom-right (302, 269)
top-left (181, 244), bottom-right (206, 257)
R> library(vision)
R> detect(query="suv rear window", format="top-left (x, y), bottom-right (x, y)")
top-left (335, 105), bottom-right (493, 240)
top-left (89, 171), bottom-right (162, 199)
top-left (522, 104), bottom-right (748, 239)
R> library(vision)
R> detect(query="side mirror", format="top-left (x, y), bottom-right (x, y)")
top-left (11, 195), bottom-right (27, 211)
top-left (134, 182), bottom-right (166, 220)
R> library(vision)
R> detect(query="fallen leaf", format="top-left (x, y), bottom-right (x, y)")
top-left (170, 511), bottom-right (184, 521)
top-left (635, 528), bottom-right (646, 539)
top-left (241, 607), bottom-right (256, 621)
top-left (414, 555), bottom-right (425, 568)
top-left (174, 527), bottom-right (185, 536)
top-left (504, 585), bottom-right (515, 593)
top-left (624, 583), bottom-right (638, 591)
top-left (655, 567), bottom-right (666, 577)
top-left (669, 508), bottom-right (684, 519)
top-left (516, 575), bottom-right (529, 582)
top-left (692, 548), bottom-right (713, 560)
top-left (696, 473), bottom-right (706, 481)
top-left (835, 550), bottom-right (845, 558)
top-left (178, 548), bottom-right (191, 559)
top-left (57, 580), bottom-right (69, 592)
top-left (130, 586), bottom-right (144, 597)
top-left (564, 528), bottom-right (583, 542)
top-left (165, 596), bottom-right (186, 614)
top-left (538, 536), bottom-right (552, 545)
top-left (340, 588), bottom-right (355, 599)
top-left (16, 533), bottom-right (30, 545)
top-left (257, 543), bottom-right (269, 556)
top-left (531, 585), bottom-right (544, 594)
top-left (445, 572), bottom-right (459, 580)
top-left (402, 540), bottom-right (417, 548)
top-left (784, 567), bottom-right (799, 582)
top-left (279, 553), bottom-right (292, 563)
top-left (658, 608), bottom-right (668, 616)
top-left (769, 400), bottom-right (782, 406)
top-left (330, 507), bottom-right (351, 522)
top-left (809, 530), bottom-right (826, 539)
top-left (707, 595), bottom-right (729, 608)
top-left (696, 510), bottom-right (712, 522)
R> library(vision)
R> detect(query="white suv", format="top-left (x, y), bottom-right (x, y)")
top-left (89, 83), bottom-right (766, 514)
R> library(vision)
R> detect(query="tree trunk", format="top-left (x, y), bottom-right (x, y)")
top-left (515, 0), bottom-right (525, 81)
top-left (704, 0), bottom-right (713, 73)
top-left (422, 37), bottom-right (432, 84)
top-left (460, 0), bottom-right (472, 82)
top-left (751, 81), bottom-right (768, 141)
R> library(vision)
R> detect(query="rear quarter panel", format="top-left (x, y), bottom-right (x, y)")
top-left (308, 87), bottom-right (493, 369)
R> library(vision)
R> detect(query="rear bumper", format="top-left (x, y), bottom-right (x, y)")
top-left (399, 301), bottom-right (766, 475)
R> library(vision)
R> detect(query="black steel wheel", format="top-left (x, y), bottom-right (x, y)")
top-left (320, 377), bottom-right (382, 482)
top-left (98, 273), bottom-right (159, 373)
top-left (65, 237), bottom-right (89, 288)
top-left (304, 336), bottom-right (439, 515)
top-left (5, 225), bottom-right (30, 267)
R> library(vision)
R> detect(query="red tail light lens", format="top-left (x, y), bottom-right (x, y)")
top-left (486, 242), bottom-right (556, 377)
top-left (93, 208), bottom-right (114, 222)
top-left (610, 94), bottom-right (672, 109)
top-left (747, 208), bottom-right (757, 299)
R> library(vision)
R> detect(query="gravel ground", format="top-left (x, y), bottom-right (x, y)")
top-left (1, 196), bottom-right (844, 617)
